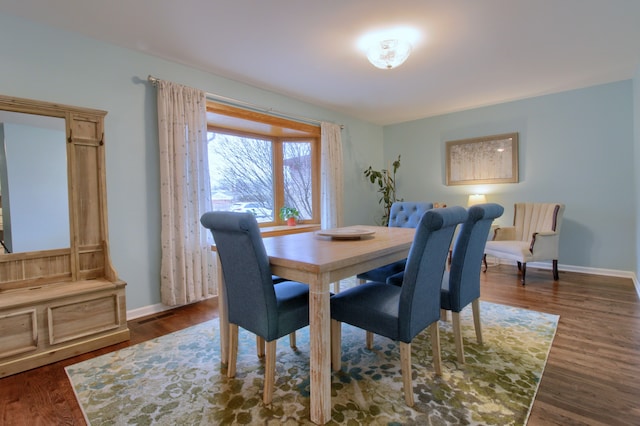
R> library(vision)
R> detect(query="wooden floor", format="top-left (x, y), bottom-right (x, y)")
top-left (1, 264), bottom-right (639, 425)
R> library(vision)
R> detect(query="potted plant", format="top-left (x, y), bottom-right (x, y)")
top-left (279, 206), bottom-right (300, 226)
top-left (364, 154), bottom-right (402, 226)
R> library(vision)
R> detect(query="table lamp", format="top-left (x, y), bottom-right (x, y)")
top-left (467, 194), bottom-right (486, 207)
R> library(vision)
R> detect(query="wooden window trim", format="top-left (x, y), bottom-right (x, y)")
top-left (206, 101), bottom-right (321, 226)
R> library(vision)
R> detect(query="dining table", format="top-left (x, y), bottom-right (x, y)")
top-left (214, 224), bottom-right (416, 425)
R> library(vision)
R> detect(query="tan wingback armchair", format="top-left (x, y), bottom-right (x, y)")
top-left (483, 203), bottom-right (565, 285)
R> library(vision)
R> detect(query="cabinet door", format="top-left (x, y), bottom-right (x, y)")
top-left (0, 308), bottom-right (38, 359)
top-left (48, 291), bottom-right (121, 345)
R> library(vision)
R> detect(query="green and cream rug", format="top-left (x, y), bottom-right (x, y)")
top-left (66, 301), bottom-right (558, 425)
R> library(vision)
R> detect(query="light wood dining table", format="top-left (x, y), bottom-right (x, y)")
top-left (214, 225), bottom-right (415, 425)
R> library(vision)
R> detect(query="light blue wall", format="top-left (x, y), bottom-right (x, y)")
top-left (384, 81), bottom-right (635, 271)
top-left (1, 13), bottom-right (635, 310)
top-left (0, 14), bottom-right (384, 310)
top-left (634, 68), bottom-right (640, 277)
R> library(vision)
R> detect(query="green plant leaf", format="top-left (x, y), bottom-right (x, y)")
top-left (363, 155), bottom-right (401, 226)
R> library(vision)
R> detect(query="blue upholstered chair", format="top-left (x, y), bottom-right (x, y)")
top-left (389, 204), bottom-right (504, 364)
top-left (330, 206), bottom-right (467, 406)
top-left (256, 275), bottom-right (294, 356)
top-left (200, 211), bottom-right (310, 405)
top-left (236, 274), bottom-right (293, 359)
top-left (356, 202), bottom-right (433, 284)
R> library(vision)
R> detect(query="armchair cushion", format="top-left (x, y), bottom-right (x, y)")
top-left (483, 240), bottom-right (532, 261)
top-left (492, 226), bottom-right (516, 241)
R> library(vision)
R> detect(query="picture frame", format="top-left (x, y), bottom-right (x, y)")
top-left (445, 132), bottom-right (519, 185)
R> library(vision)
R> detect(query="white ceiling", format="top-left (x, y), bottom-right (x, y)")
top-left (3, 0), bottom-right (640, 125)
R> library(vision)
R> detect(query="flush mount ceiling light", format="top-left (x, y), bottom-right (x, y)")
top-left (367, 39), bottom-right (412, 70)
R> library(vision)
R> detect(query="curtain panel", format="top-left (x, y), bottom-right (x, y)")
top-left (156, 80), bottom-right (215, 306)
top-left (320, 122), bottom-right (343, 229)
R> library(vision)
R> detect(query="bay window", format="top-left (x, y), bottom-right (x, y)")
top-left (206, 102), bottom-right (320, 226)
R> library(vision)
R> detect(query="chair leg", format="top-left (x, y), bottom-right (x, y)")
top-left (400, 342), bottom-right (414, 407)
top-left (228, 324), bottom-right (239, 378)
top-left (359, 278), bottom-right (375, 346)
top-left (452, 312), bottom-right (465, 364)
top-left (482, 254), bottom-right (488, 272)
top-left (256, 335), bottom-right (265, 358)
top-left (553, 259), bottom-right (559, 280)
top-left (289, 332), bottom-right (297, 349)
top-left (263, 340), bottom-right (276, 405)
top-left (440, 308), bottom-right (447, 321)
top-left (429, 322), bottom-right (442, 376)
top-left (331, 319), bottom-right (342, 371)
top-left (472, 298), bottom-right (483, 345)
top-left (366, 331), bottom-right (374, 349)
top-left (517, 261), bottom-right (522, 271)
top-left (521, 262), bottom-right (527, 285)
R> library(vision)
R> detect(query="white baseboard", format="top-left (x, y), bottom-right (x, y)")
top-left (126, 295), bottom-right (218, 321)
top-left (126, 303), bottom-right (176, 321)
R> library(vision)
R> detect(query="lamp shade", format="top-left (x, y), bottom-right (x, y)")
top-left (467, 194), bottom-right (486, 207)
top-left (367, 39), bottom-right (412, 69)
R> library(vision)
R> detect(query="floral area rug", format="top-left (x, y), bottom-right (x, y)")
top-left (65, 301), bottom-right (558, 425)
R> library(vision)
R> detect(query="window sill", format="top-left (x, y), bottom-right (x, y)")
top-left (259, 224), bottom-right (320, 237)
top-left (210, 224), bottom-right (320, 251)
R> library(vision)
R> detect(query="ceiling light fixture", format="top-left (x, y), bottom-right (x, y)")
top-left (367, 39), bottom-right (412, 70)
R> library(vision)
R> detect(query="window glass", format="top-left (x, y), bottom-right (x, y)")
top-left (283, 141), bottom-right (312, 220)
top-left (208, 133), bottom-right (274, 223)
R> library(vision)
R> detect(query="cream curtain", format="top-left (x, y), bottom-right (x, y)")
top-left (320, 122), bottom-right (343, 229)
top-left (156, 80), bottom-right (215, 306)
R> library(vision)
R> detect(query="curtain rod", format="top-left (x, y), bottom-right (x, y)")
top-left (147, 75), bottom-right (342, 129)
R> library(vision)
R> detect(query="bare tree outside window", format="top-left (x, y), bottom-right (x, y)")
top-left (208, 133), bottom-right (274, 222)
top-left (283, 142), bottom-right (312, 219)
top-left (207, 132), bottom-right (314, 223)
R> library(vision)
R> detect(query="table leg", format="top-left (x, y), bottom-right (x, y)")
top-left (309, 274), bottom-right (331, 424)
top-left (216, 253), bottom-right (229, 365)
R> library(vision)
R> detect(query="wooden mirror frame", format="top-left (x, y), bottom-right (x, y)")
top-left (0, 95), bottom-right (128, 378)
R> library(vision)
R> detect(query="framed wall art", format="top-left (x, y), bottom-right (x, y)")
top-left (445, 132), bottom-right (519, 185)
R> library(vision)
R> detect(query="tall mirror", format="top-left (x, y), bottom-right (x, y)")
top-left (0, 111), bottom-right (69, 253)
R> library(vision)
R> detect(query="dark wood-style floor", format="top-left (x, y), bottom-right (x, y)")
top-left (1, 264), bottom-right (639, 425)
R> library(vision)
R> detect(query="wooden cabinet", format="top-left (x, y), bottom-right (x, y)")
top-left (0, 95), bottom-right (129, 378)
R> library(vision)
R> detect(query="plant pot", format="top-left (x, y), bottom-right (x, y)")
top-left (287, 217), bottom-right (296, 226)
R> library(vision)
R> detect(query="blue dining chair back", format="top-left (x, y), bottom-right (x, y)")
top-left (442, 203), bottom-right (504, 363)
top-left (386, 203), bottom-right (504, 364)
top-left (330, 206), bottom-right (467, 406)
top-left (389, 201), bottom-right (434, 228)
top-left (200, 211), bottom-right (310, 404)
top-left (397, 206), bottom-right (467, 341)
top-left (357, 201), bottom-right (433, 283)
top-left (445, 203), bottom-right (504, 312)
